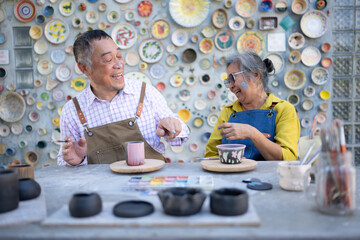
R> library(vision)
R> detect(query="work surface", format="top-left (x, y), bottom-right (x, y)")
top-left (0, 162), bottom-right (359, 240)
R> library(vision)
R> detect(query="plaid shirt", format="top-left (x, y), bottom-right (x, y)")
top-left (58, 78), bottom-right (190, 165)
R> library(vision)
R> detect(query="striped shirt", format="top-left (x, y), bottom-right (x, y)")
top-left (58, 78), bottom-right (190, 165)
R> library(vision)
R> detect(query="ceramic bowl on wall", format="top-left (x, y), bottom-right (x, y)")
top-left (284, 69), bottom-right (306, 90)
top-left (0, 92), bottom-right (26, 123)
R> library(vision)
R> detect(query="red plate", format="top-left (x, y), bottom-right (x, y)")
top-left (137, 1), bottom-right (153, 17)
top-left (14, 0), bottom-right (36, 22)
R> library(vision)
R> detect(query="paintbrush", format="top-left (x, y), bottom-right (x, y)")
top-left (47, 140), bottom-right (68, 143)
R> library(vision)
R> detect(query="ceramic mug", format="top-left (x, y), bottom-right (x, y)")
top-left (277, 161), bottom-right (311, 191)
top-left (125, 141), bottom-right (145, 166)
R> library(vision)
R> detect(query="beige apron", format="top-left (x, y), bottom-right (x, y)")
top-left (73, 82), bottom-right (165, 164)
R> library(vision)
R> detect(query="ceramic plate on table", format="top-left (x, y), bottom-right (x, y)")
top-left (237, 31), bottom-right (265, 56)
top-left (110, 159), bottom-right (165, 173)
top-left (56, 64), bottom-right (72, 82)
top-left (171, 29), bottom-right (188, 47)
top-left (14, 0), bottom-right (36, 22)
top-left (201, 159), bottom-right (258, 173)
top-left (199, 38), bottom-right (214, 54)
top-left (214, 30), bottom-right (235, 52)
top-left (300, 10), bottom-right (329, 38)
top-left (284, 69), bottom-right (306, 90)
top-left (44, 19), bottom-right (69, 44)
top-left (301, 46), bottom-right (321, 67)
top-left (228, 16), bottom-right (245, 31)
top-left (112, 24), bottom-right (137, 49)
top-left (169, 0), bottom-right (211, 28)
top-left (235, 0), bottom-right (256, 18)
top-left (150, 64), bottom-right (166, 79)
top-left (59, 0), bottom-right (75, 17)
top-left (125, 72), bottom-right (152, 85)
top-left (0, 92), bottom-right (26, 123)
top-left (50, 49), bottom-right (66, 64)
top-left (151, 19), bottom-right (170, 39)
top-left (37, 59), bottom-right (53, 76)
top-left (311, 67), bottom-right (329, 85)
top-left (138, 39), bottom-right (164, 63)
top-left (212, 8), bottom-right (228, 29)
top-left (265, 53), bottom-right (284, 74)
top-left (34, 40), bottom-right (48, 55)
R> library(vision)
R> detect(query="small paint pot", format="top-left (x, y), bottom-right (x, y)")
top-left (189, 143), bottom-right (199, 152)
top-left (320, 90), bottom-right (330, 100)
top-left (24, 125), bottom-right (33, 134)
top-left (5, 147), bottom-right (16, 157)
top-left (319, 102), bottom-right (328, 112)
top-left (321, 43), bottom-right (331, 53)
top-left (207, 90), bottom-right (216, 100)
top-left (44, 5), bottom-right (54, 17)
top-left (0, 67), bottom-right (7, 80)
top-left (301, 100), bottom-right (313, 111)
top-left (37, 128), bottom-right (47, 136)
top-left (321, 58), bottom-right (332, 68)
top-left (36, 140), bottom-right (47, 149)
top-left (36, 14), bottom-right (45, 25)
top-left (18, 140), bottom-right (28, 149)
top-left (287, 94), bottom-right (300, 106)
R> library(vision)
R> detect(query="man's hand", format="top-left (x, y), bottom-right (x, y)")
top-left (156, 117), bottom-right (182, 140)
top-left (62, 136), bottom-right (87, 166)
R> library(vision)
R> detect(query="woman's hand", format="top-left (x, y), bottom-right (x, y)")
top-left (62, 136), bottom-right (87, 166)
top-left (218, 122), bottom-right (253, 141)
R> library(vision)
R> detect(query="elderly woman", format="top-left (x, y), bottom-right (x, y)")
top-left (205, 52), bottom-right (300, 161)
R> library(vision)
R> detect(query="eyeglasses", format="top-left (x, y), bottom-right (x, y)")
top-left (224, 71), bottom-right (247, 88)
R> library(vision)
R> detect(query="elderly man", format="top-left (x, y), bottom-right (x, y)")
top-left (58, 30), bottom-right (189, 166)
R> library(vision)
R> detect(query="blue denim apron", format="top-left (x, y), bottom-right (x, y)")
top-left (222, 104), bottom-right (277, 161)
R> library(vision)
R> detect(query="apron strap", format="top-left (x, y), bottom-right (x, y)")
top-left (136, 82), bottom-right (146, 118)
top-left (73, 97), bottom-right (92, 136)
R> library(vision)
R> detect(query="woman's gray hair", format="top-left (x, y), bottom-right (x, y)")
top-left (73, 30), bottom-right (112, 68)
top-left (226, 52), bottom-right (274, 91)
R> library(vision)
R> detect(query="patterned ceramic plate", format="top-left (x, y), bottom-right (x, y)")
top-left (52, 89), bottom-right (65, 102)
top-left (171, 29), bottom-right (188, 47)
top-left (311, 67), bottom-right (329, 85)
top-left (284, 69), bottom-right (306, 90)
top-left (170, 73), bottom-right (184, 87)
top-left (169, 0), bottom-right (211, 28)
top-left (112, 24), bottom-right (137, 49)
top-left (14, 0), bottom-right (36, 22)
top-left (300, 10), bottom-right (328, 38)
top-left (237, 31), bottom-right (265, 56)
top-left (137, 1), bottom-right (152, 17)
top-left (214, 30), bottom-right (235, 51)
top-left (56, 64), bottom-right (72, 82)
top-left (115, 0), bottom-right (133, 3)
top-left (228, 16), bottom-right (245, 31)
top-left (166, 54), bottom-right (179, 67)
top-left (125, 72), bottom-right (152, 85)
top-left (0, 92), bottom-right (26, 123)
top-left (207, 113), bottom-right (218, 127)
top-left (29, 25), bottom-right (43, 40)
top-left (59, 0), bottom-right (75, 17)
top-left (301, 46), bottom-right (321, 67)
top-left (51, 49), bottom-right (66, 64)
top-left (151, 19), bottom-right (170, 39)
top-left (85, 11), bottom-right (99, 24)
top-left (178, 109), bottom-right (191, 123)
top-left (235, 0), bottom-right (256, 18)
top-left (138, 39), bottom-right (164, 63)
top-left (44, 19), bottom-right (70, 44)
top-left (37, 59), bottom-right (53, 76)
top-left (212, 8), bottom-right (228, 29)
top-left (199, 38), bottom-right (214, 54)
top-left (150, 63), bottom-right (166, 79)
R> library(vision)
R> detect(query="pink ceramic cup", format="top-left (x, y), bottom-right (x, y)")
top-left (125, 141), bottom-right (145, 166)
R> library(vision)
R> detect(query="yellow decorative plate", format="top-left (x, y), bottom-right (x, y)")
top-left (169, 0), bottom-right (211, 28)
top-left (151, 19), bottom-right (170, 39)
top-left (71, 77), bottom-right (87, 91)
top-left (178, 109), bottom-right (191, 123)
top-left (44, 19), bottom-right (69, 44)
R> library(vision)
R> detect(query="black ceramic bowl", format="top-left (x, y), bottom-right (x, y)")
top-left (210, 188), bottom-right (248, 216)
top-left (19, 178), bottom-right (41, 201)
top-left (69, 193), bottom-right (102, 218)
top-left (158, 187), bottom-right (206, 216)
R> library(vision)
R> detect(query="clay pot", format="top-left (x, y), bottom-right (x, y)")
top-left (0, 170), bottom-right (19, 213)
top-left (210, 188), bottom-right (248, 216)
top-left (158, 187), bottom-right (206, 216)
top-left (69, 193), bottom-right (102, 218)
top-left (19, 178), bottom-right (41, 201)
top-left (6, 164), bottom-right (34, 179)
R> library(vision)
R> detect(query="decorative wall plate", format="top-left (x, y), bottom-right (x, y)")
top-left (85, 11), bottom-right (99, 24)
top-left (207, 113), bottom-right (218, 127)
top-left (235, 0), bottom-right (256, 18)
top-left (178, 109), bottom-right (191, 123)
top-left (29, 25), bottom-right (43, 40)
top-left (14, 0), bottom-right (36, 22)
top-left (300, 10), bottom-right (328, 38)
top-left (107, 10), bottom-right (121, 24)
top-left (44, 5), bottom-right (54, 17)
top-left (265, 53), bottom-right (284, 74)
top-left (214, 30), bottom-right (235, 51)
top-left (228, 16), bottom-right (245, 31)
top-left (151, 20), bottom-right (170, 39)
top-left (169, 0), bottom-right (211, 28)
top-left (166, 54), bottom-right (179, 67)
top-left (125, 10), bottom-right (135, 22)
top-left (125, 51), bottom-right (139, 67)
top-left (52, 89), bottom-right (65, 102)
top-left (199, 58), bottom-right (211, 70)
top-left (301, 46), bottom-right (321, 67)
top-left (150, 64), bottom-right (166, 79)
top-left (212, 8), bottom-right (228, 29)
top-left (156, 82), bottom-right (166, 92)
top-left (171, 29), bottom-right (188, 47)
top-left (321, 57), bottom-right (332, 68)
top-left (56, 64), bottom-right (72, 82)
top-left (12, 123), bottom-right (24, 136)
top-left (194, 98), bottom-right (207, 110)
top-left (193, 117), bottom-right (204, 128)
top-left (137, 1), bottom-right (152, 17)
top-left (303, 86), bottom-right (315, 97)
top-left (169, 73), bottom-right (184, 87)
top-left (71, 77), bottom-right (87, 91)
top-left (199, 38), bottom-right (214, 54)
top-left (284, 69), bottom-right (306, 90)
top-left (179, 89), bottom-right (191, 101)
top-left (311, 67), bottom-right (329, 85)
top-left (201, 25), bottom-right (217, 38)
top-left (288, 32), bottom-right (305, 49)
top-left (138, 39), bottom-right (164, 63)
top-left (289, 50), bottom-right (301, 64)
top-left (50, 49), bottom-right (66, 64)
top-left (112, 24), bottom-right (137, 49)
top-left (186, 74), bottom-right (197, 86)
top-left (34, 40), bottom-right (48, 55)
top-left (0, 32), bottom-right (6, 45)
top-left (0, 92), bottom-right (26, 123)
top-left (59, 0), bottom-right (75, 17)
top-left (237, 31), bottom-right (265, 56)
top-left (124, 72), bottom-right (152, 85)
top-left (44, 19), bottom-right (69, 44)
top-left (37, 59), bottom-right (53, 76)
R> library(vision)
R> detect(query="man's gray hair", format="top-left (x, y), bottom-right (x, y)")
top-left (73, 30), bottom-right (112, 68)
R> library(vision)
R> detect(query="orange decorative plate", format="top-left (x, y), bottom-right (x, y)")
top-left (237, 31), bottom-right (265, 56)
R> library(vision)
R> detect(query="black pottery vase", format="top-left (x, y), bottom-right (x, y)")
top-left (19, 178), bottom-right (41, 201)
top-left (0, 170), bottom-right (19, 213)
top-left (69, 193), bottom-right (102, 218)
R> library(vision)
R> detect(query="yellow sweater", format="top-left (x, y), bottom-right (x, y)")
top-left (205, 93), bottom-right (300, 160)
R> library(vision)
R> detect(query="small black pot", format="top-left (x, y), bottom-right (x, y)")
top-left (69, 193), bottom-right (102, 218)
top-left (0, 170), bottom-right (19, 213)
top-left (19, 178), bottom-right (41, 201)
top-left (210, 188), bottom-right (248, 216)
top-left (158, 187), bottom-right (206, 216)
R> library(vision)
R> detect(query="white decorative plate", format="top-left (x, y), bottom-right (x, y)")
top-left (311, 67), bottom-right (329, 86)
top-left (85, 11), bottom-right (99, 24)
top-left (300, 10), bottom-right (329, 38)
top-left (150, 64), bottom-right (166, 79)
top-left (34, 40), bottom-right (48, 55)
top-left (138, 39), bottom-right (164, 64)
top-left (124, 72), bottom-right (152, 85)
top-left (125, 51), bottom-right (140, 66)
top-left (51, 49), bottom-right (66, 64)
top-left (194, 98), bottom-right (207, 110)
top-left (37, 59), bottom-right (53, 76)
top-left (107, 10), bottom-right (121, 24)
top-left (171, 29), bottom-right (188, 47)
top-left (228, 16), bottom-right (245, 31)
top-left (301, 46), bottom-right (321, 67)
top-left (112, 24), bottom-right (137, 49)
top-left (56, 64), bottom-right (72, 82)
top-left (59, 0), bottom-right (75, 17)
top-left (44, 19), bottom-right (69, 44)
top-left (207, 113), bottom-right (218, 127)
top-left (169, 73), bottom-right (184, 87)
top-left (169, 0), bottom-right (211, 28)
